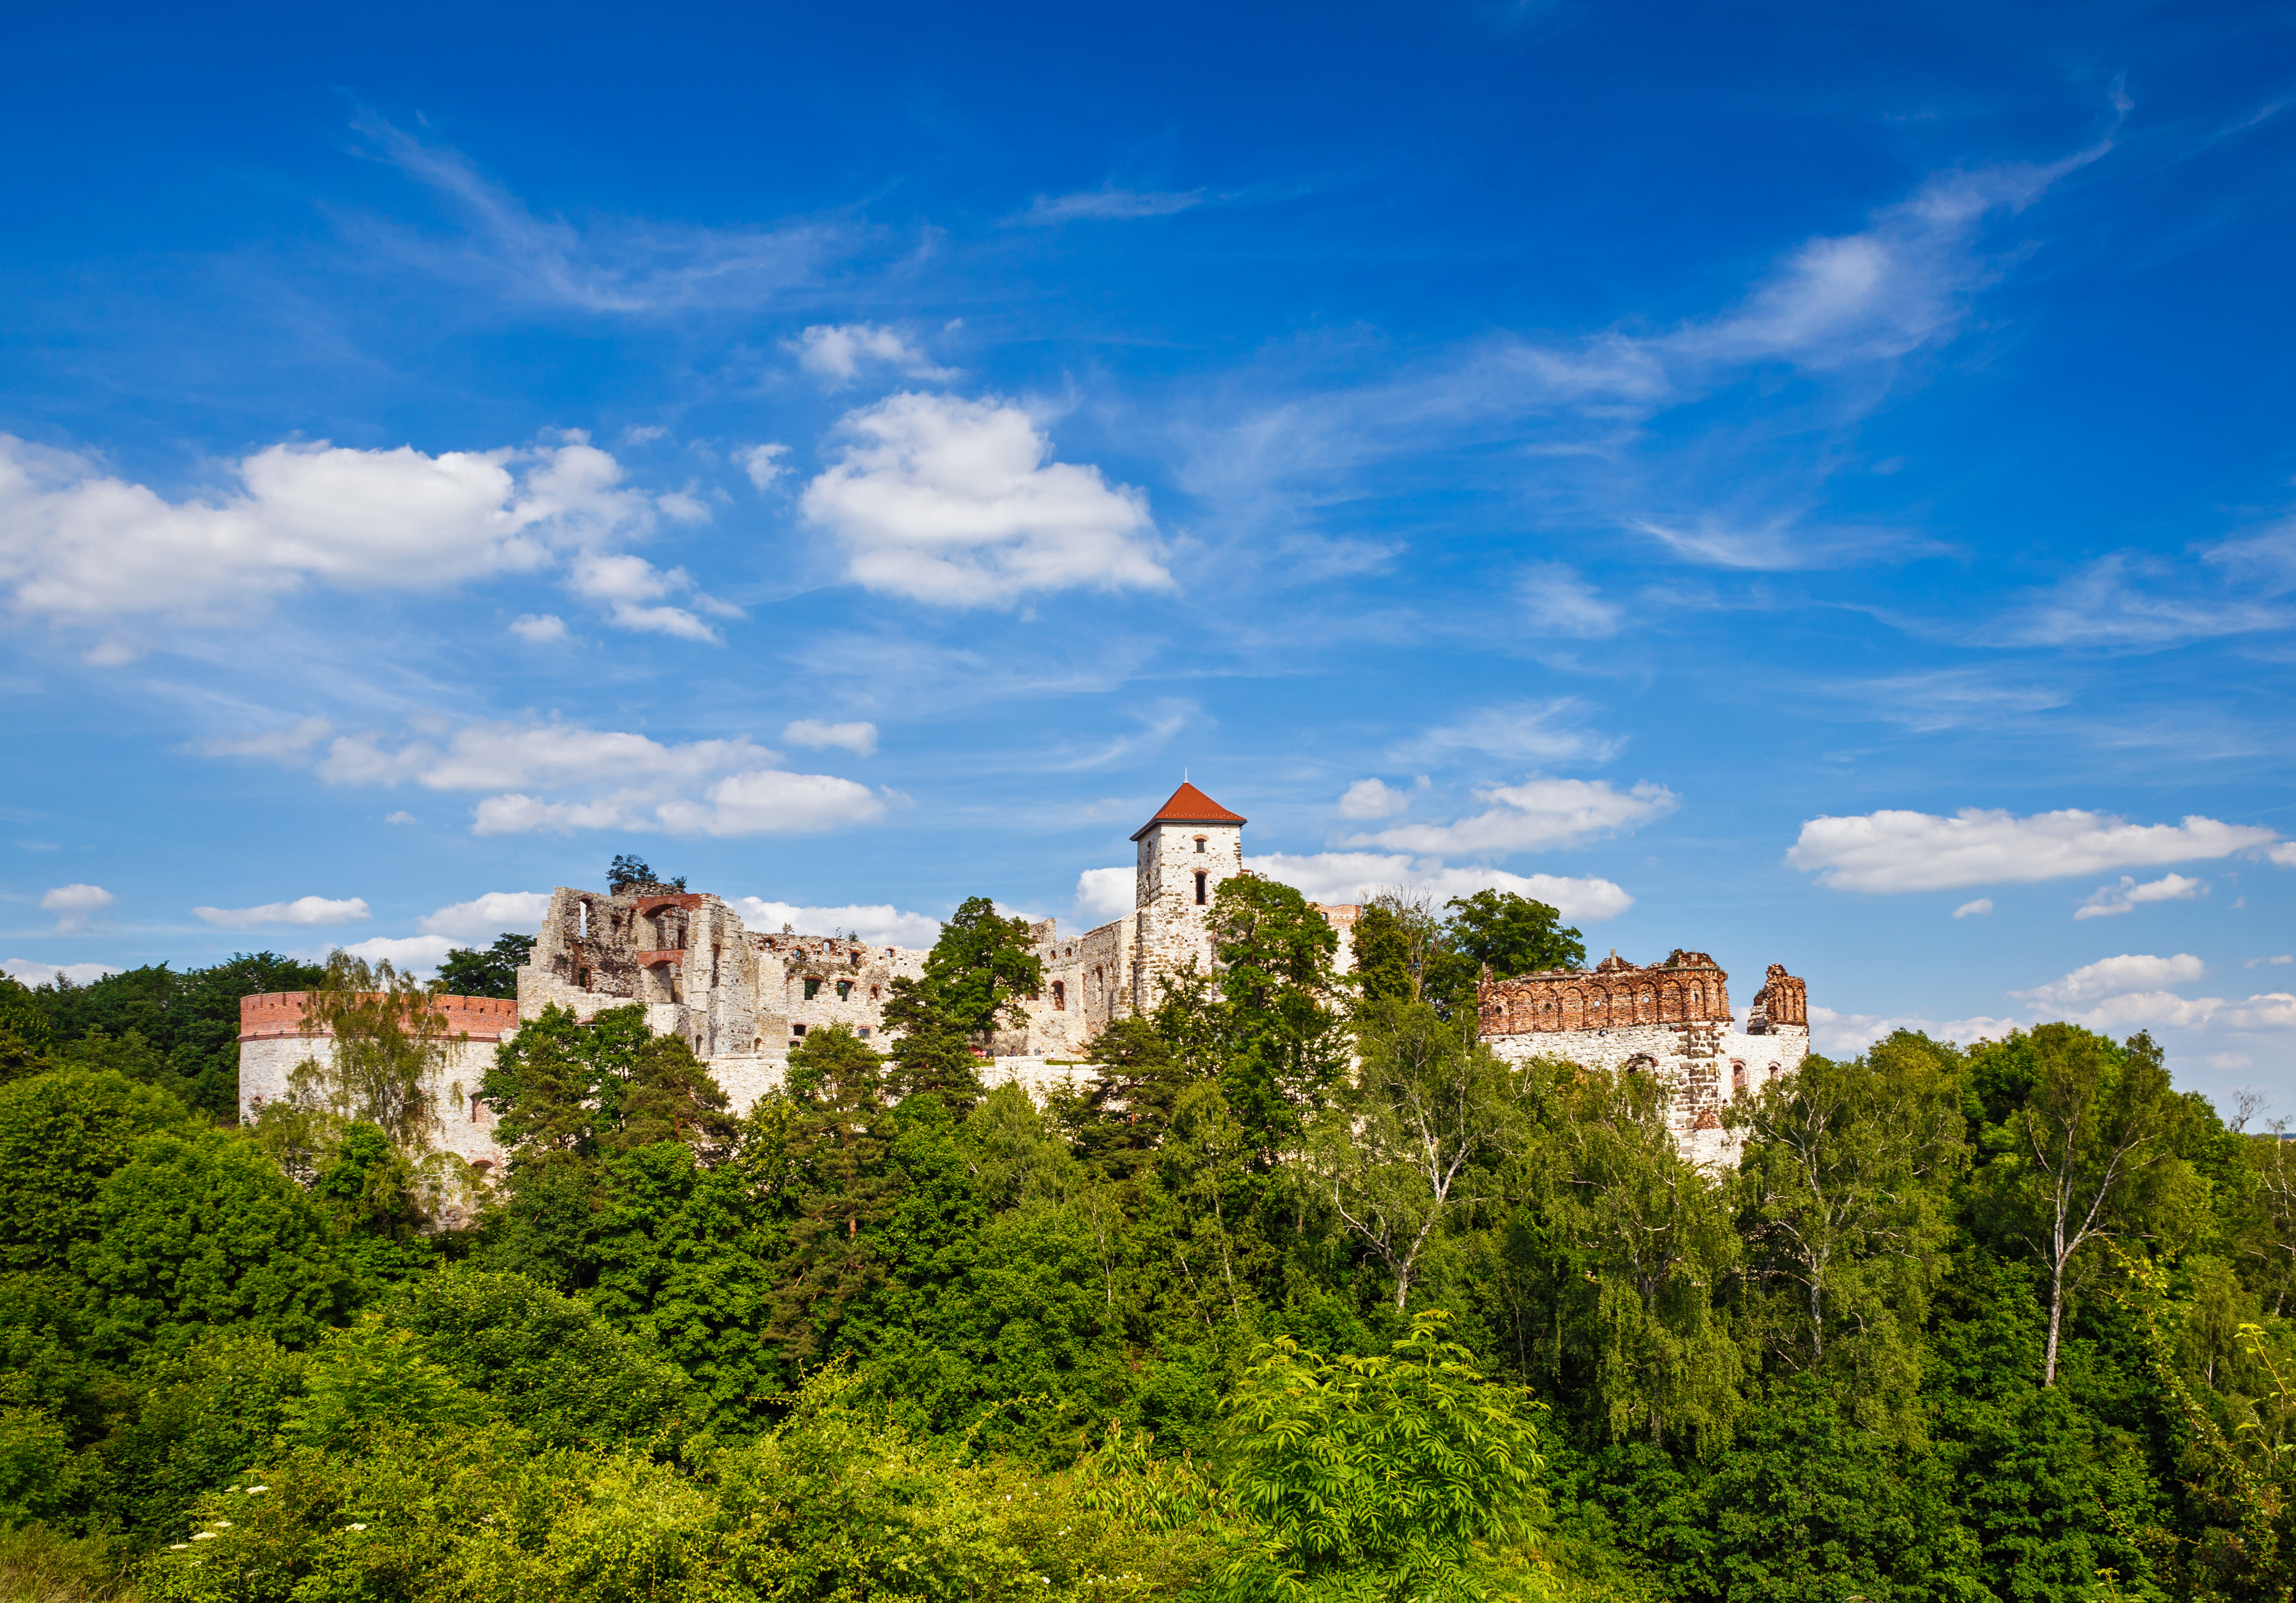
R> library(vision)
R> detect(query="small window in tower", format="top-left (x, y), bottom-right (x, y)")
top-left (1194, 870), bottom-right (1208, 905)
top-left (1194, 835), bottom-right (1207, 853)
top-left (803, 977), bottom-right (821, 1001)
top-left (1053, 980), bottom-right (1067, 1011)
top-left (836, 980), bottom-right (852, 1001)
top-left (791, 1023), bottom-right (807, 1037)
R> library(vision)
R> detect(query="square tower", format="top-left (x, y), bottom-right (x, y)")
top-left (1129, 782), bottom-right (1247, 1009)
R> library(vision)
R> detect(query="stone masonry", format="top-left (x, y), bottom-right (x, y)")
top-left (240, 782), bottom-right (1810, 1168)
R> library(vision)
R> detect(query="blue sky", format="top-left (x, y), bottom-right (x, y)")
top-left (3, 1), bottom-right (2292, 1104)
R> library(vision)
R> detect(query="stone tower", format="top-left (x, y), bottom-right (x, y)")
top-left (1127, 781), bottom-right (1246, 1011)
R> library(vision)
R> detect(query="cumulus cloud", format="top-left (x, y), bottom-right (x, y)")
top-left (2, 958), bottom-right (121, 987)
top-left (39, 884), bottom-right (115, 931)
top-left (1807, 1004), bottom-right (2025, 1057)
top-left (788, 324), bottom-right (957, 387)
top-left (738, 444), bottom-right (791, 490)
top-left (417, 891), bottom-right (555, 940)
top-left (801, 392), bottom-right (1171, 608)
top-left (732, 897), bottom-right (942, 948)
top-left (256, 718), bottom-right (884, 841)
top-left (1249, 852), bottom-right (1633, 921)
top-left (194, 895), bottom-right (371, 929)
top-left (783, 719), bottom-right (878, 757)
top-left (510, 613), bottom-right (569, 643)
top-left (2274, 843), bottom-right (2296, 869)
top-left (383, 811), bottom-right (417, 826)
top-left (0, 432), bottom-right (727, 641)
top-left (331, 935), bottom-right (457, 976)
top-left (1953, 898), bottom-right (1993, 918)
top-left (2073, 873), bottom-right (2209, 921)
top-left (1348, 778), bottom-right (1677, 857)
top-left (1020, 186), bottom-right (1207, 224)
top-left (2015, 953), bottom-right (2207, 1008)
top-left (566, 551), bottom-right (739, 643)
top-left (1787, 807), bottom-right (2278, 893)
top-left (1074, 866), bottom-right (1135, 922)
top-left (1337, 779), bottom-right (1411, 820)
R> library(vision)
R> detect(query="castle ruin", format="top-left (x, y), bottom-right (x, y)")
top-left (240, 782), bottom-right (1808, 1168)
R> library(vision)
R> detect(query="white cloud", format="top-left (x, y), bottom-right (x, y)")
top-left (1953, 898), bottom-right (1993, 918)
top-left (265, 718), bottom-right (884, 843)
top-left (738, 444), bottom-right (791, 490)
top-left (509, 613), bottom-right (570, 644)
top-left (732, 897), bottom-right (942, 948)
top-left (1518, 564), bottom-right (1620, 638)
top-left (656, 771), bottom-right (887, 837)
top-left (1808, 1004), bottom-right (2025, 1056)
top-left (1074, 866), bottom-right (1135, 922)
top-left (1249, 852), bottom-right (1633, 921)
top-left (0, 432), bottom-right (722, 639)
top-left (383, 811), bottom-right (417, 826)
top-left (566, 551), bottom-right (739, 643)
top-left (418, 891), bottom-right (555, 940)
top-left (2073, 873), bottom-right (2209, 921)
top-left (783, 719), bottom-right (878, 757)
top-left (656, 490), bottom-right (710, 525)
top-left (2209, 1053), bottom-right (2254, 1071)
top-left (1337, 779), bottom-right (1410, 820)
top-left (39, 884), bottom-right (115, 931)
top-left (2015, 952), bottom-right (2207, 1009)
top-left (1787, 807), bottom-right (2278, 893)
top-left (193, 895), bottom-right (370, 930)
top-left (330, 935), bottom-right (457, 977)
top-left (2, 958), bottom-right (120, 987)
top-left (2250, 955), bottom-right (2294, 969)
top-left (2001, 554), bottom-right (2292, 650)
top-left (1349, 777), bottom-right (1677, 857)
top-left (801, 392), bottom-right (1171, 608)
top-left (1021, 186), bottom-right (1207, 224)
top-left (788, 324), bottom-right (957, 387)
top-left (2273, 843), bottom-right (2296, 869)
top-left (1389, 700), bottom-right (1622, 766)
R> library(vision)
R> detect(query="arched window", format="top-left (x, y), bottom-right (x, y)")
top-left (1194, 834), bottom-right (1208, 853)
top-left (1731, 1061), bottom-right (1747, 1096)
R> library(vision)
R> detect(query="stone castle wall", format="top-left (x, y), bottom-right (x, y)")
top-left (239, 785), bottom-right (1812, 1171)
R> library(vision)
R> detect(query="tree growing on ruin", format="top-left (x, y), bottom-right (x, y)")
top-left (289, 952), bottom-right (450, 1151)
top-left (606, 854), bottom-right (686, 894)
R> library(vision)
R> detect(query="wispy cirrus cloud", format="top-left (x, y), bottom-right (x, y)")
top-left (1019, 186), bottom-right (1208, 224)
top-left (350, 110), bottom-right (846, 314)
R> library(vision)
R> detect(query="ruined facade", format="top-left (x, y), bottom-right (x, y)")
top-left (1475, 951), bottom-right (1812, 1166)
top-left (240, 781), bottom-right (1810, 1168)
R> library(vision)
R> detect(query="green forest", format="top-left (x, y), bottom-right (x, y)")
top-left (5, 876), bottom-right (2296, 1602)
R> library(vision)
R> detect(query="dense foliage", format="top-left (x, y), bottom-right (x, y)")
top-left (5, 880), bottom-right (2295, 1602)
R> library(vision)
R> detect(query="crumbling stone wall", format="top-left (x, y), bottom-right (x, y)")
top-left (1477, 954), bottom-right (1810, 1168)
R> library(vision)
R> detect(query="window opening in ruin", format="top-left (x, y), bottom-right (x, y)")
top-left (803, 977), bottom-right (822, 1000)
top-left (869, 984), bottom-right (880, 1000)
top-left (470, 1097), bottom-right (486, 1123)
top-left (1732, 1061), bottom-right (1748, 1096)
top-left (1194, 870), bottom-right (1208, 905)
top-left (836, 980), bottom-right (852, 1001)
top-left (1194, 835), bottom-right (1207, 852)
top-left (1768, 1063), bottom-right (1781, 1079)
top-left (1052, 980), bottom-right (1067, 1010)
top-left (858, 1026), bottom-right (871, 1040)
top-left (792, 1023), bottom-right (807, 1037)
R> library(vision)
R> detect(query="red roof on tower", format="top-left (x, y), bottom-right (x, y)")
top-left (1131, 782), bottom-right (1248, 841)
